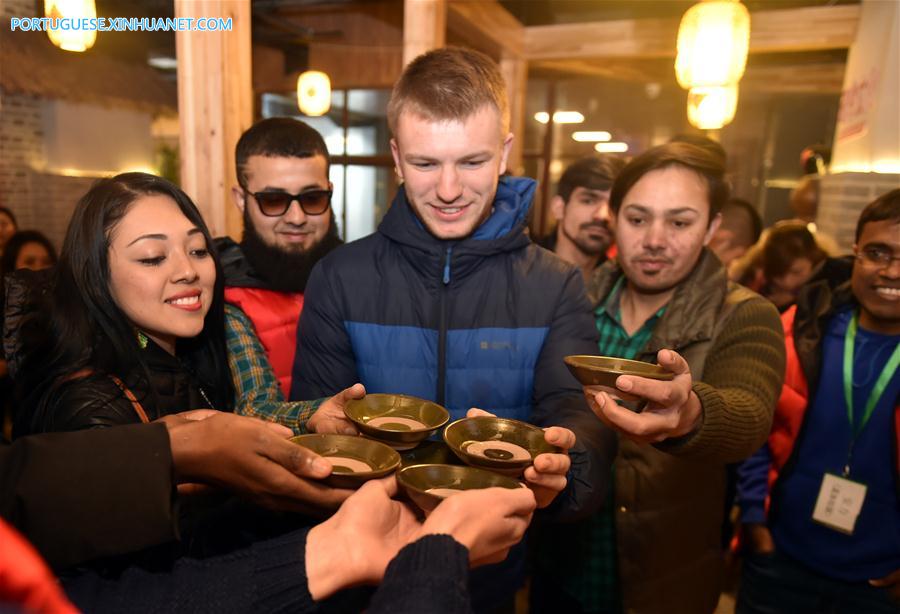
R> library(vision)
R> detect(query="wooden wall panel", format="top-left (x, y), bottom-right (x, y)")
top-left (176, 0), bottom-right (252, 239)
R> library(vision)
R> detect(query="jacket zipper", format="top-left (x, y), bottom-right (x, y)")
top-left (437, 246), bottom-right (452, 406)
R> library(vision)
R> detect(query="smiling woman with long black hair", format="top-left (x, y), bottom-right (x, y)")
top-left (13, 173), bottom-right (235, 436)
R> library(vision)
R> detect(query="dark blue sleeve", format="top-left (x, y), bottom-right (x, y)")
top-left (736, 443), bottom-right (773, 524)
top-left (531, 267), bottom-right (616, 523)
top-left (291, 258), bottom-right (359, 401)
top-left (368, 535), bottom-right (472, 614)
top-left (64, 529), bottom-right (316, 613)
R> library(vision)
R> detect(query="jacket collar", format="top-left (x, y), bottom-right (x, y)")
top-left (792, 256), bottom-right (855, 388)
top-left (378, 175), bottom-right (535, 255)
top-left (587, 248), bottom-right (730, 353)
top-left (377, 176), bottom-right (536, 284)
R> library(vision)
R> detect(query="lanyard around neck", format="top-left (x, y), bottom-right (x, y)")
top-left (842, 311), bottom-right (900, 440)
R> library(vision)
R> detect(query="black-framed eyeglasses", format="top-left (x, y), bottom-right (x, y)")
top-left (243, 187), bottom-right (332, 217)
top-left (857, 246), bottom-right (900, 268)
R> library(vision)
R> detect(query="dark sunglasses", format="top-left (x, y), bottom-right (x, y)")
top-left (244, 187), bottom-right (332, 217)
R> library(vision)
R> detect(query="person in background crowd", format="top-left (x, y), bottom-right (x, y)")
top-left (290, 46), bottom-right (615, 612)
top-left (216, 118), bottom-right (343, 400)
top-left (534, 142), bottom-right (784, 614)
top-left (736, 189), bottom-right (900, 613)
top-left (0, 206), bottom-right (18, 257)
top-left (1, 413), bottom-right (537, 613)
top-left (0, 230), bottom-right (58, 439)
top-left (790, 176), bottom-right (820, 223)
top-left (0, 230), bottom-right (57, 275)
top-left (536, 156), bottom-right (626, 281)
top-left (708, 198), bottom-right (762, 269)
top-left (735, 221), bottom-right (829, 312)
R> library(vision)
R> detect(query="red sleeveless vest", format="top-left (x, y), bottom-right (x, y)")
top-left (224, 287), bottom-right (304, 398)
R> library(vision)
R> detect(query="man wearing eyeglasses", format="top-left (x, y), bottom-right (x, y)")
top-left (736, 189), bottom-right (900, 613)
top-left (215, 118), bottom-right (342, 399)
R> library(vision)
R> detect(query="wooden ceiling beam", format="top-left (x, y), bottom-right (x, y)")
top-left (447, 0), bottom-right (524, 58)
top-left (524, 4), bottom-right (861, 61)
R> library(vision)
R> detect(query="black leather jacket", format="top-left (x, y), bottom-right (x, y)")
top-left (27, 339), bottom-right (214, 435)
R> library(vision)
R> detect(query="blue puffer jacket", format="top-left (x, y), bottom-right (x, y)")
top-left (291, 176), bottom-right (615, 609)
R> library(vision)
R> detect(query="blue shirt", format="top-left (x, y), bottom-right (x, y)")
top-left (773, 308), bottom-right (900, 581)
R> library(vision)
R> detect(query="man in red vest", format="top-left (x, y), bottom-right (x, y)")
top-left (216, 118), bottom-right (343, 397)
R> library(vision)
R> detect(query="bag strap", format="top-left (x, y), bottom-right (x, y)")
top-left (109, 375), bottom-right (150, 424)
top-left (64, 368), bottom-right (150, 424)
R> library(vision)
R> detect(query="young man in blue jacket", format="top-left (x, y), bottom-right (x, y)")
top-left (290, 46), bottom-right (616, 611)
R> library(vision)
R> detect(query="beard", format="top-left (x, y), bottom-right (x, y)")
top-left (240, 208), bottom-right (343, 293)
top-left (563, 221), bottom-right (612, 257)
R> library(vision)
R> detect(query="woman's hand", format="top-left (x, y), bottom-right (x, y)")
top-left (307, 383), bottom-right (365, 435)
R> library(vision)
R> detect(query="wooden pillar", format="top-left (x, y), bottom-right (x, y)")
top-left (175, 0), bottom-right (252, 239)
top-left (403, 0), bottom-right (446, 67)
top-left (500, 54), bottom-right (527, 176)
top-left (537, 80), bottom-right (557, 238)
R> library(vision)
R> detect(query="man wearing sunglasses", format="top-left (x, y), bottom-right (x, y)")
top-left (216, 118), bottom-right (343, 398)
top-left (736, 189), bottom-right (900, 612)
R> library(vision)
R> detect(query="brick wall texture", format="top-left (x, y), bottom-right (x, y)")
top-left (818, 172), bottom-right (900, 253)
top-left (0, 92), bottom-right (98, 249)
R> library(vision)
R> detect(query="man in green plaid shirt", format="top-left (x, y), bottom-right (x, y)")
top-left (532, 141), bottom-right (783, 613)
top-left (532, 277), bottom-right (665, 613)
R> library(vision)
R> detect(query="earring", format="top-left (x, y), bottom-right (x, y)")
top-left (137, 331), bottom-right (149, 349)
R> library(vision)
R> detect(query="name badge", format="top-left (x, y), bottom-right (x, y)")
top-left (812, 473), bottom-right (867, 535)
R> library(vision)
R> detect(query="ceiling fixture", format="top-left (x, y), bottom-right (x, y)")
top-left (572, 131), bottom-right (612, 143)
top-left (676, 0), bottom-right (750, 130)
top-left (534, 111), bottom-right (585, 125)
top-left (686, 85), bottom-right (739, 130)
top-left (297, 70), bottom-right (331, 117)
top-left (45, 0), bottom-right (97, 52)
top-left (595, 142), bottom-right (629, 153)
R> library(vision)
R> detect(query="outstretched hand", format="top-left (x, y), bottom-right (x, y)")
top-left (307, 383), bottom-right (366, 435)
top-left (585, 349), bottom-right (702, 444)
top-left (466, 408), bottom-right (574, 508)
top-left (419, 485), bottom-right (536, 567)
top-left (162, 411), bottom-right (355, 514)
top-left (305, 478), bottom-right (422, 600)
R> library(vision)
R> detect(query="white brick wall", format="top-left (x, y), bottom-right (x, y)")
top-left (818, 172), bottom-right (900, 252)
top-left (0, 92), bottom-right (98, 249)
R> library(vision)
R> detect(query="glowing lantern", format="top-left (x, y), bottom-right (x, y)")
top-left (676, 0), bottom-right (750, 89)
top-left (297, 71), bottom-right (331, 117)
top-left (45, 0), bottom-right (97, 52)
top-left (686, 85), bottom-right (739, 130)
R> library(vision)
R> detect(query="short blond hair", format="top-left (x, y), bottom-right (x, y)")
top-left (387, 46), bottom-right (509, 134)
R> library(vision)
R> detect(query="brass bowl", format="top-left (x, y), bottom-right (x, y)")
top-left (344, 393), bottom-right (450, 450)
top-left (397, 463), bottom-right (525, 514)
top-left (289, 434), bottom-right (400, 489)
top-left (564, 355), bottom-right (674, 410)
top-left (443, 416), bottom-right (560, 476)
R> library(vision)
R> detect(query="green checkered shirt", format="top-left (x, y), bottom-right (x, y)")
top-left (536, 277), bottom-right (665, 613)
top-left (225, 305), bottom-right (321, 433)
